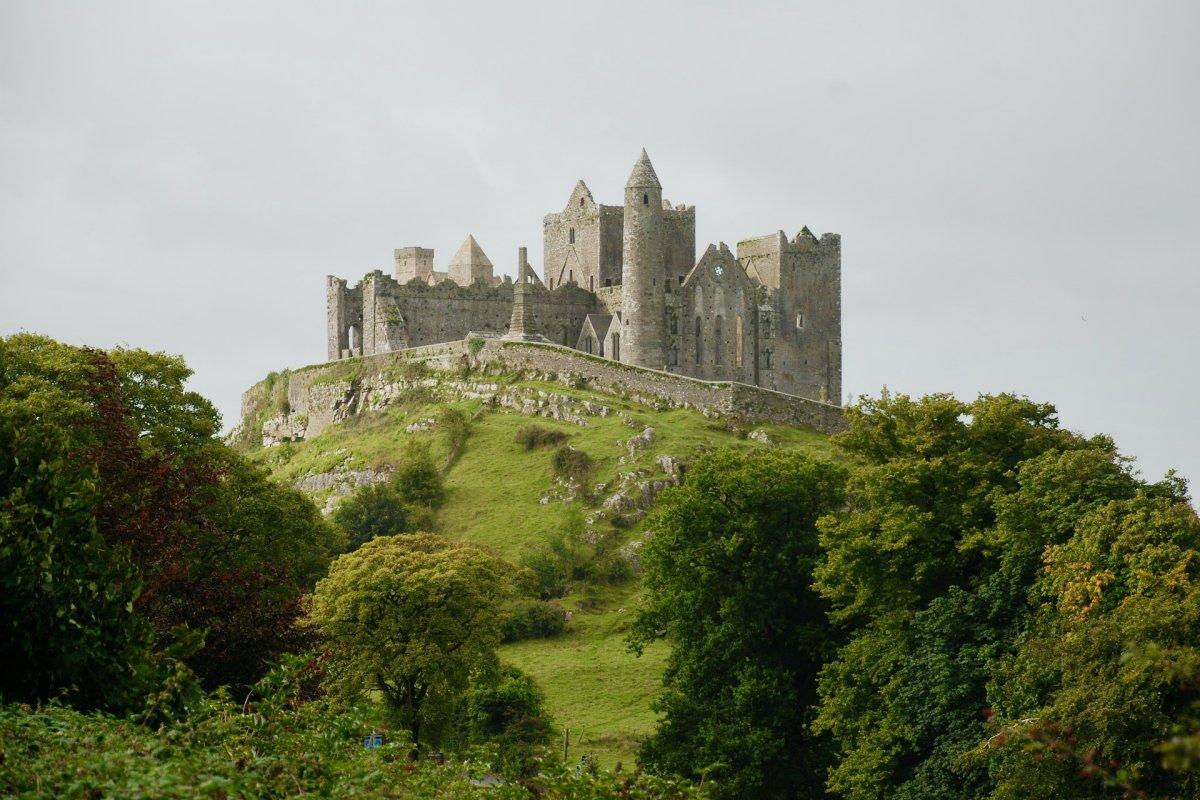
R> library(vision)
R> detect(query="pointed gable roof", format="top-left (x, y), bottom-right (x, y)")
top-left (625, 148), bottom-right (661, 189)
top-left (447, 234), bottom-right (493, 270)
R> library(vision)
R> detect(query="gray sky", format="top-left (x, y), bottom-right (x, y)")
top-left (2, 1), bottom-right (1197, 489)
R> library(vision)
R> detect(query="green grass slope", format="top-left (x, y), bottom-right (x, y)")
top-left (246, 372), bottom-right (837, 766)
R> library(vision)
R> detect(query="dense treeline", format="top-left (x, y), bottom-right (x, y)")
top-left (0, 333), bottom-right (703, 798)
top-left (4, 332), bottom-right (1198, 799)
top-left (635, 392), bottom-right (1200, 799)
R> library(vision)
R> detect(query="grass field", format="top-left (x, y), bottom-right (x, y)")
top-left (249, 373), bottom-right (837, 766)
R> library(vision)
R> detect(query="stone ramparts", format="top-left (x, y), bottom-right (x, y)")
top-left (244, 337), bottom-right (846, 443)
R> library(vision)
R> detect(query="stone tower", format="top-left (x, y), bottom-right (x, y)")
top-left (620, 149), bottom-right (666, 369)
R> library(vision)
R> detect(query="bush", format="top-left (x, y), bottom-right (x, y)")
top-left (514, 424), bottom-right (569, 451)
top-left (392, 445), bottom-right (445, 509)
top-left (551, 446), bottom-right (592, 482)
top-left (463, 665), bottom-right (554, 778)
top-left (440, 408), bottom-right (470, 470)
top-left (331, 480), bottom-right (411, 552)
top-left (501, 599), bottom-right (568, 643)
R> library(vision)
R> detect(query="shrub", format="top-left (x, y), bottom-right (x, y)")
top-left (501, 599), bottom-right (568, 643)
top-left (551, 445), bottom-right (592, 482)
top-left (514, 424), bottom-right (569, 451)
top-left (440, 408), bottom-right (471, 470)
top-left (463, 665), bottom-right (554, 778)
top-left (392, 444), bottom-right (445, 508)
top-left (331, 480), bottom-right (411, 552)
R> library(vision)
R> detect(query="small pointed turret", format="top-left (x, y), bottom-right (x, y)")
top-left (625, 148), bottom-right (661, 189)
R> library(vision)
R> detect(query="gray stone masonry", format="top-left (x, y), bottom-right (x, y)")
top-left (325, 150), bottom-right (841, 408)
top-left (247, 337), bottom-right (846, 444)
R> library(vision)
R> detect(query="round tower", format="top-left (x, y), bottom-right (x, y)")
top-left (620, 148), bottom-right (666, 368)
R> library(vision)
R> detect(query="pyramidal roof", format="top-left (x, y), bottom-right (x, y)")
top-left (625, 148), bottom-right (661, 189)
top-left (447, 234), bottom-right (493, 269)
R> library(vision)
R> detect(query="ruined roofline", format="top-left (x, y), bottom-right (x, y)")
top-left (330, 269), bottom-right (514, 295)
top-left (736, 228), bottom-right (841, 251)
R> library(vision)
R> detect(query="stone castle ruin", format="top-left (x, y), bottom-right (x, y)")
top-left (327, 150), bottom-right (841, 404)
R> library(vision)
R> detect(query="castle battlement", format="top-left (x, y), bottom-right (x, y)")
top-left (326, 151), bottom-right (842, 405)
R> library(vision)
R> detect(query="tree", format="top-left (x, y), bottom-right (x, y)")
top-left (0, 415), bottom-right (158, 711)
top-left (331, 445), bottom-right (447, 553)
top-left (811, 392), bottom-right (1162, 800)
top-left (985, 489), bottom-right (1200, 799)
top-left (629, 448), bottom-right (848, 799)
top-left (308, 533), bottom-right (516, 752)
top-left (462, 664), bottom-right (554, 777)
top-left (0, 333), bottom-right (342, 704)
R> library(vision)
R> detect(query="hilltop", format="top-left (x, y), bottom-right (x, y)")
top-left (235, 338), bottom-right (842, 766)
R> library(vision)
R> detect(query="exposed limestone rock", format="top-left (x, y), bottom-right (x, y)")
top-left (293, 468), bottom-right (389, 495)
top-left (262, 414), bottom-right (308, 447)
top-left (748, 428), bottom-right (774, 445)
top-left (626, 426), bottom-right (657, 456)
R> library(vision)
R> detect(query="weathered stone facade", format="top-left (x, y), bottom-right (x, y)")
top-left (326, 151), bottom-right (842, 405)
top-left (252, 338), bottom-right (846, 446)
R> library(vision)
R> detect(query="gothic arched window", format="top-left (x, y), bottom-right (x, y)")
top-left (714, 316), bottom-right (724, 366)
top-left (694, 316), bottom-right (703, 365)
top-left (735, 315), bottom-right (744, 367)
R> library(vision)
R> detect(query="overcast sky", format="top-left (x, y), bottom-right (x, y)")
top-left (2, 1), bottom-right (1197, 488)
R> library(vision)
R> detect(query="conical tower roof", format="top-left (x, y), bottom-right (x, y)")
top-left (625, 148), bottom-right (661, 189)
top-left (448, 234), bottom-right (493, 270)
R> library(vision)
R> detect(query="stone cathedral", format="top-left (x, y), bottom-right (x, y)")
top-left (326, 150), bottom-right (842, 404)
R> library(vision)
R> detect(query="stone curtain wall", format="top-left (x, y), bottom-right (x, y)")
top-left (528, 284), bottom-right (599, 347)
top-left (370, 272), bottom-right (515, 347)
top-left (252, 338), bottom-right (845, 442)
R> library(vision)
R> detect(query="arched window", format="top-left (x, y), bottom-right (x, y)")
top-left (348, 324), bottom-right (361, 355)
top-left (714, 316), bottom-right (724, 366)
top-left (694, 316), bottom-right (703, 365)
top-left (611, 333), bottom-right (620, 361)
top-left (735, 315), bottom-right (744, 367)
top-left (763, 348), bottom-right (773, 369)
top-left (643, 193), bottom-right (648, 205)
top-left (669, 344), bottom-right (679, 367)
top-left (580, 197), bottom-right (584, 208)
top-left (668, 311), bottom-right (678, 335)
top-left (569, 228), bottom-right (575, 244)
top-left (584, 336), bottom-right (594, 354)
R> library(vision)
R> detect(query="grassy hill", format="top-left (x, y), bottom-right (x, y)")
top-left (243, 369), bottom-right (837, 766)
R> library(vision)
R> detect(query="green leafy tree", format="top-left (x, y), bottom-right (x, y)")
top-left (309, 533), bottom-right (516, 751)
top-left (985, 489), bottom-right (1200, 799)
top-left (812, 393), bottom-right (1121, 800)
top-left (463, 664), bottom-right (554, 777)
top-left (0, 333), bottom-right (342, 705)
top-left (332, 480), bottom-right (413, 551)
top-left (629, 448), bottom-right (848, 799)
top-left (392, 445), bottom-right (446, 509)
top-left (0, 417), bottom-right (158, 710)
